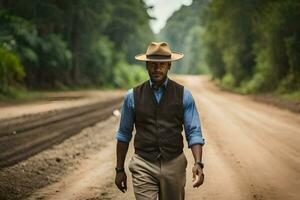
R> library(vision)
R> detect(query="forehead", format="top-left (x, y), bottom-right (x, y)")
top-left (147, 61), bottom-right (169, 65)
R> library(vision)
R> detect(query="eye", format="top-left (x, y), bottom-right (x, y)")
top-left (159, 63), bottom-right (167, 68)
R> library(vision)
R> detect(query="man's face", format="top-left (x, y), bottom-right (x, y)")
top-left (146, 61), bottom-right (171, 83)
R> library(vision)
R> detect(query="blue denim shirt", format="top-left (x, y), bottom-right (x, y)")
top-left (116, 78), bottom-right (205, 148)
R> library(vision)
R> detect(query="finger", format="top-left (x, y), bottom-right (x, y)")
top-left (192, 168), bottom-right (196, 179)
top-left (195, 174), bottom-right (205, 188)
top-left (194, 173), bottom-right (203, 187)
top-left (124, 179), bottom-right (127, 191)
top-left (197, 168), bottom-right (203, 175)
top-left (201, 174), bottom-right (204, 184)
top-left (121, 180), bottom-right (127, 192)
top-left (192, 175), bottom-right (199, 187)
top-left (199, 173), bottom-right (204, 185)
top-left (116, 180), bottom-right (125, 193)
top-left (117, 184), bottom-right (125, 193)
top-left (194, 179), bottom-right (201, 188)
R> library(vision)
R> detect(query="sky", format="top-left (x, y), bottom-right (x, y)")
top-left (144, 0), bottom-right (193, 34)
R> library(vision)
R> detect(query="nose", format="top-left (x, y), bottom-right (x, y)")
top-left (154, 65), bottom-right (160, 70)
top-left (153, 63), bottom-right (163, 69)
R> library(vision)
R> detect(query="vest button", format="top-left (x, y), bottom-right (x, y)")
top-left (156, 153), bottom-right (162, 160)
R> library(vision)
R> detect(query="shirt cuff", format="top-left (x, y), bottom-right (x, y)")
top-left (188, 134), bottom-right (205, 148)
top-left (116, 131), bottom-right (132, 143)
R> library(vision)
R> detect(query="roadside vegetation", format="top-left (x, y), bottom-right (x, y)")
top-left (160, 0), bottom-right (300, 103)
top-left (1, 0), bottom-right (299, 104)
top-left (0, 0), bottom-right (153, 100)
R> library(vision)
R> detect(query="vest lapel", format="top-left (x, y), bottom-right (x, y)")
top-left (148, 79), bottom-right (170, 106)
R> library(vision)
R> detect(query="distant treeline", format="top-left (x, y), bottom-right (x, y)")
top-left (161, 0), bottom-right (300, 94)
top-left (159, 0), bottom-right (210, 75)
top-left (0, 0), bottom-right (153, 95)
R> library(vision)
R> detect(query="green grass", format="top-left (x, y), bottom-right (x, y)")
top-left (275, 90), bottom-right (300, 103)
top-left (0, 84), bottom-right (117, 103)
top-left (214, 77), bottom-right (300, 104)
top-left (0, 87), bottom-right (44, 102)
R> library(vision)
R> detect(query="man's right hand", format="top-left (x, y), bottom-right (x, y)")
top-left (115, 171), bottom-right (127, 193)
top-left (192, 164), bottom-right (204, 188)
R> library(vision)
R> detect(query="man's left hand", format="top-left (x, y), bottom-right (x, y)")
top-left (192, 164), bottom-right (204, 188)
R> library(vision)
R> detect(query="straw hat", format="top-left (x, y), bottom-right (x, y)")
top-left (135, 42), bottom-right (184, 62)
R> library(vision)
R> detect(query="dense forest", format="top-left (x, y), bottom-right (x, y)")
top-left (0, 0), bottom-right (154, 97)
top-left (161, 0), bottom-right (300, 96)
top-left (1, 0), bottom-right (299, 99)
top-left (159, 0), bottom-right (210, 75)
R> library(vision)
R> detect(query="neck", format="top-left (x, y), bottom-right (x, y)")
top-left (151, 76), bottom-right (167, 87)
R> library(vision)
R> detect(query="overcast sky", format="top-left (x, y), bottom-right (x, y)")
top-left (144, 0), bottom-right (193, 33)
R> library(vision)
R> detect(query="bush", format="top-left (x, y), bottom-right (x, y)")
top-left (84, 36), bottom-right (115, 86)
top-left (113, 61), bottom-right (148, 89)
top-left (221, 73), bottom-right (235, 90)
top-left (0, 47), bottom-right (25, 93)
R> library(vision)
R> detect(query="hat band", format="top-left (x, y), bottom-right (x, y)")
top-left (146, 54), bottom-right (171, 59)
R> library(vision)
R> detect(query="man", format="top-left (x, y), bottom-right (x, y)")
top-left (115, 42), bottom-right (205, 200)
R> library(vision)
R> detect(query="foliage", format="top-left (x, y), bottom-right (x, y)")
top-left (159, 0), bottom-right (210, 74)
top-left (0, 10), bottom-right (72, 88)
top-left (252, 0), bottom-right (300, 92)
top-left (113, 61), bottom-right (148, 89)
top-left (199, 0), bottom-right (300, 94)
top-left (0, 0), bottom-right (154, 94)
top-left (160, 0), bottom-right (300, 95)
top-left (0, 47), bottom-right (25, 93)
top-left (183, 26), bottom-right (210, 74)
top-left (84, 36), bottom-right (115, 86)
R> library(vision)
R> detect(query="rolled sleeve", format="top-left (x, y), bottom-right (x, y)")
top-left (183, 88), bottom-right (205, 148)
top-left (187, 130), bottom-right (205, 147)
top-left (115, 89), bottom-right (134, 143)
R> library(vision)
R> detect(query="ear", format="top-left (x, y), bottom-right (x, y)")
top-left (168, 62), bottom-right (171, 69)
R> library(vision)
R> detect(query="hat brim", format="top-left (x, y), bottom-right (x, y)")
top-left (135, 52), bottom-right (184, 62)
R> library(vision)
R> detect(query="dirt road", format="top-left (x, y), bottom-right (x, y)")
top-left (22, 75), bottom-right (300, 199)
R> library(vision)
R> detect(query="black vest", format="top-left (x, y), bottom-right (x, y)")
top-left (133, 78), bottom-right (184, 162)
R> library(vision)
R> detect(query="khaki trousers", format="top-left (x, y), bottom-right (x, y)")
top-left (128, 153), bottom-right (187, 200)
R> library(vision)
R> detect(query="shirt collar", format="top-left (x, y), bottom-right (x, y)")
top-left (149, 77), bottom-right (168, 90)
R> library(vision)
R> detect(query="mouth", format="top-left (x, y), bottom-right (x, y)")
top-left (153, 74), bottom-right (162, 78)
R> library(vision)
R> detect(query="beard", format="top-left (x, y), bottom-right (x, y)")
top-left (150, 73), bottom-right (167, 83)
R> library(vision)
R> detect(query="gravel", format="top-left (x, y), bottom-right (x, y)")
top-left (0, 115), bottom-right (119, 200)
